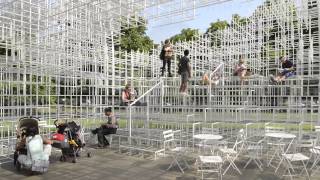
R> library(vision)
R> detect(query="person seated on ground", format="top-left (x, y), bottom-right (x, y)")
top-left (270, 56), bottom-right (295, 84)
top-left (234, 58), bottom-right (247, 85)
top-left (91, 107), bottom-right (118, 148)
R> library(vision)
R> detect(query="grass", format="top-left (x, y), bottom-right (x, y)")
top-left (0, 117), bottom-right (317, 138)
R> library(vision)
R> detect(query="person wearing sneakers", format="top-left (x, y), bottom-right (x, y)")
top-left (178, 49), bottom-right (191, 95)
top-left (161, 39), bottom-right (174, 77)
top-left (270, 56), bottom-right (295, 84)
top-left (91, 107), bottom-right (118, 148)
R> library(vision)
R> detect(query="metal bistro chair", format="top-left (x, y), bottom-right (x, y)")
top-left (197, 155), bottom-right (224, 180)
top-left (219, 129), bottom-right (245, 175)
top-left (163, 130), bottom-right (190, 173)
top-left (243, 123), bottom-right (264, 171)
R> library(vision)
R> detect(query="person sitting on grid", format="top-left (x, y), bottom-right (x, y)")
top-left (121, 84), bottom-right (136, 106)
top-left (202, 71), bottom-right (220, 86)
top-left (121, 84), bottom-right (145, 106)
top-left (234, 58), bottom-right (247, 85)
top-left (91, 107), bottom-right (118, 148)
top-left (202, 62), bottom-right (224, 86)
top-left (270, 56), bottom-right (295, 84)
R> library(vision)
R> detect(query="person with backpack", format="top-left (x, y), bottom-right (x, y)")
top-left (178, 49), bottom-right (191, 95)
top-left (160, 39), bottom-right (174, 77)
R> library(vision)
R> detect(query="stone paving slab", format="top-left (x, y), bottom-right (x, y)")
top-left (0, 148), bottom-right (319, 180)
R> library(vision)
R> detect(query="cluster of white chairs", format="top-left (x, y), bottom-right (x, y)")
top-left (153, 120), bottom-right (320, 180)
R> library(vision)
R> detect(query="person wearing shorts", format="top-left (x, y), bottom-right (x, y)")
top-left (178, 49), bottom-right (191, 95)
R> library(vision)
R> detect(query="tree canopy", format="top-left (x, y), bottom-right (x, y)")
top-left (231, 14), bottom-right (248, 26)
top-left (206, 19), bottom-right (229, 34)
top-left (169, 28), bottom-right (199, 44)
top-left (119, 18), bottom-right (154, 53)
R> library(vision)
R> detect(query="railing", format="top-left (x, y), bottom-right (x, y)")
top-left (209, 62), bottom-right (224, 106)
top-left (128, 79), bottom-right (164, 137)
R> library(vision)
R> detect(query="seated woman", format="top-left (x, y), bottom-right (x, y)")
top-left (234, 58), bottom-right (247, 85)
top-left (270, 56), bottom-right (295, 83)
top-left (201, 72), bottom-right (220, 86)
top-left (202, 73), bottom-right (210, 85)
top-left (121, 84), bottom-right (136, 106)
top-left (91, 107), bottom-right (118, 148)
top-left (121, 84), bottom-right (146, 106)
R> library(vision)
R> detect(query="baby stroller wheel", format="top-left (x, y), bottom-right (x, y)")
top-left (16, 161), bottom-right (21, 171)
top-left (72, 159), bottom-right (76, 163)
top-left (60, 155), bottom-right (66, 162)
top-left (87, 152), bottom-right (91, 158)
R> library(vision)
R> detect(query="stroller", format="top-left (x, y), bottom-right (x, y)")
top-left (51, 120), bottom-right (90, 163)
top-left (14, 117), bottom-right (50, 173)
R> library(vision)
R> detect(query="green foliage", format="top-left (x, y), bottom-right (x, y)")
top-left (206, 20), bottom-right (229, 47)
top-left (170, 28), bottom-right (199, 44)
top-left (119, 18), bottom-right (154, 53)
top-left (206, 19), bottom-right (229, 34)
top-left (231, 14), bottom-right (248, 26)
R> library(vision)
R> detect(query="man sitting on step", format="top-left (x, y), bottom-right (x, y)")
top-left (91, 107), bottom-right (118, 148)
top-left (270, 56), bottom-right (295, 84)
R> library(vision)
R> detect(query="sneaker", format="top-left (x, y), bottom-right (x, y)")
top-left (168, 74), bottom-right (173, 77)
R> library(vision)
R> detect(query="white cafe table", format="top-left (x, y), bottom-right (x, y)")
top-left (193, 134), bottom-right (223, 141)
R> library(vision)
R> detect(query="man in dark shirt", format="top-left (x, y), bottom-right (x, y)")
top-left (270, 56), bottom-right (295, 83)
top-left (91, 107), bottom-right (118, 147)
top-left (178, 49), bottom-right (191, 95)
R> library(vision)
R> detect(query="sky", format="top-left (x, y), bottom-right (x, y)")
top-left (146, 0), bottom-right (265, 44)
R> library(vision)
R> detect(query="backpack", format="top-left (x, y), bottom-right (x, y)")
top-left (159, 48), bottom-right (165, 60)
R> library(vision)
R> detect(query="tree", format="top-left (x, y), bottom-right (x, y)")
top-left (206, 20), bottom-right (229, 47)
top-left (206, 19), bottom-right (229, 34)
top-left (170, 28), bottom-right (199, 44)
top-left (119, 18), bottom-right (154, 53)
top-left (231, 14), bottom-right (248, 26)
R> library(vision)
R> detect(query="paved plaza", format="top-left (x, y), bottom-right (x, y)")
top-left (1, 147), bottom-right (319, 180)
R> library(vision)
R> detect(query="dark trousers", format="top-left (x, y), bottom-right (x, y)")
top-left (95, 127), bottom-right (117, 146)
top-left (162, 59), bottom-right (171, 76)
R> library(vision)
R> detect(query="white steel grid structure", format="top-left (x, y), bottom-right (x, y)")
top-left (0, 0), bottom-right (320, 173)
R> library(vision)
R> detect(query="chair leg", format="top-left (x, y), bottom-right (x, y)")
top-left (302, 161), bottom-right (310, 180)
top-left (244, 158), bottom-right (252, 169)
top-left (167, 155), bottom-right (185, 173)
top-left (275, 156), bottom-right (284, 173)
top-left (254, 159), bottom-right (263, 171)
